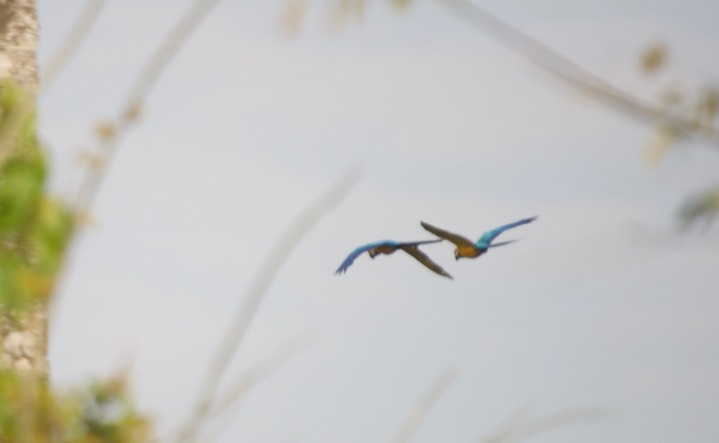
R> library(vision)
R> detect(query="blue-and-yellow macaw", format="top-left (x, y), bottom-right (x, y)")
top-left (336, 239), bottom-right (452, 279)
top-left (421, 216), bottom-right (537, 260)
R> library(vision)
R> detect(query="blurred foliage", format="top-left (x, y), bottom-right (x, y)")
top-left (278, 0), bottom-right (414, 35)
top-left (0, 79), bottom-right (153, 440)
top-left (642, 124), bottom-right (680, 168)
top-left (696, 88), bottom-right (719, 127)
top-left (278, 2), bottom-right (719, 227)
top-left (634, 42), bottom-right (719, 225)
top-left (0, 369), bottom-right (152, 442)
top-left (0, 80), bottom-right (74, 311)
top-left (640, 42), bottom-right (667, 74)
top-left (679, 186), bottom-right (719, 228)
top-left (638, 42), bottom-right (719, 166)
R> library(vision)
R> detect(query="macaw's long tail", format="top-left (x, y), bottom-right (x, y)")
top-left (488, 239), bottom-right (518, 248)
top-left (402, 239), bottom-right (443, 247)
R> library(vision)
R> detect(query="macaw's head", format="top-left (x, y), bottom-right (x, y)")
top-left (369, 244), bottom-right (396, 258)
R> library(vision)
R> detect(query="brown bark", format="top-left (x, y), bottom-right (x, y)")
top-left (0, 0), bottom-right (39, 96)
top-left (0, 304), bottom-right (48, 373)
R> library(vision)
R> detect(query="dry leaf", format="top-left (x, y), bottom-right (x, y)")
top-left (642, 125), bottom-right (677, 167)
top-left (640, 42), bottom-right (667, 74)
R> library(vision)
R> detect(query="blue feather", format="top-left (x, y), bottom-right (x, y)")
top-left (475, 216), bottom-right (537, 249)
top-left (335, 239), bottom-right (442, 275)
top-left (335, 240), bottom-right (398, 274)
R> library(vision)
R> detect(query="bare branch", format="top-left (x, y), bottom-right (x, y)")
top-left (73, 0), bottom-right (227, 214)
top-left (40, 0), bottom-right (108, 96)
top-left (392, 367), bottom-right (458, 443)
top-left (477, 406), bottom-right (533, 443)
top-left (175, 168), bottom-right (360, 443)
top-left (478, 407), bottom-right (613, 443)
top-left (432, 0), bottom-right (719, 145)
top-left (196, 334), bottom-right (312, 443)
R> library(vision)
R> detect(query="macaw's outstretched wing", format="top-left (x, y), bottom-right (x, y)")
top-left (420, 222), bottom-right (475, 248)
top-left (401, 245), bottom-right (453, 279)
top-left (476, 216), bottom-right (537, 248)
top-left (335, 240), bottom-right (396, 275)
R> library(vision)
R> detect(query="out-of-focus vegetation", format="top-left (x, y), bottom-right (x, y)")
top-left (635, 42), bottom-right (719, 226)
top-left (0, 0), bottom-right (714, 441)
top-left (0, 81), bottom-right (74, 311)
top-left (278, 0), bottom-right (415, 34)
top-left (0, 78), bottom-right (151, 441)
top-left (0, 369), bottom-right (151, 442)
top-left (280, 0), bottom-right (719, 228)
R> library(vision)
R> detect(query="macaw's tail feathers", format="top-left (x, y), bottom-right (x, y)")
top-left (405, 239), bottom-right (443, 246)
top-left (488, 239), bottom-right (518, 248)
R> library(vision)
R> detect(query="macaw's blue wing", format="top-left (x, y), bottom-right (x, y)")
top-left (335, 240), bottom-right (398, 275)
top-left (335, 239), bottom-right (442, 275)
top-left (476, 216), bottom-right (537, 249)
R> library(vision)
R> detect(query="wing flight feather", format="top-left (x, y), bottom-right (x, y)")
top-left (477, 216), bottom-right (537, 247)
top-left (401, 245), bottom-right (453, 279)
top-left (420, 222), bottom-right (475, 248)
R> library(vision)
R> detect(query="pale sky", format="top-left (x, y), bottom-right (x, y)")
top-left (36, 1), bottom-right (719, 442)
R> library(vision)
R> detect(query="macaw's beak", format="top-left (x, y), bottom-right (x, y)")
top-left (454, 251), bottom-right (459, 261)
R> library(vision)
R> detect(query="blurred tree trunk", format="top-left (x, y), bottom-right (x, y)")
top-left (0, 0), bottom-right (38, 95)
top-left (0, 0), bottom-right (48, 375)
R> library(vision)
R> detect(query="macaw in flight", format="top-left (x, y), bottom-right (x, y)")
top-left (336, 239), bottom-right (452, 279)
top-left (421, 216), bottom-right (537, 260)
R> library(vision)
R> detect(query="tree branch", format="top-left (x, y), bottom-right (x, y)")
top-left (175, 168), bottom-right (360, 443)
top-left (73, 0), bottom-right (227, 215)
top-left (392, 367), bottom-right (458, 443)
top-left (433, 0), bottom-right (719, 145)
top-left (39, 0), bottom-right (108, 96)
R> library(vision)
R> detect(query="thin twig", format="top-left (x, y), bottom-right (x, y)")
top-left (176, 168), bottom-right (361, 443)
top-left (477, 406), bottom-right (533, 443)
top-left (196, 334), bottom-right (312, 443)
top-left (433, 0), bottom-right (719, 145)
top-left (514, 407), bottom-right (612, 440)
top-left (478, 407), bottom-right (613, 443)
top-left (392, 367), bottom-right (459, 443)
top-left (74, 0), bottom-right (227, 214)
top-left (40, 0), bottom-right (108, 96)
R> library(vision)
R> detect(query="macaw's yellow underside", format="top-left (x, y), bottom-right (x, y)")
top-left (456, 244), bottom-right (483, 258)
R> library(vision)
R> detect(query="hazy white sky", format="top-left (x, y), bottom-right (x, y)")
top-left (37, 0), bottom-right (719, 442)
